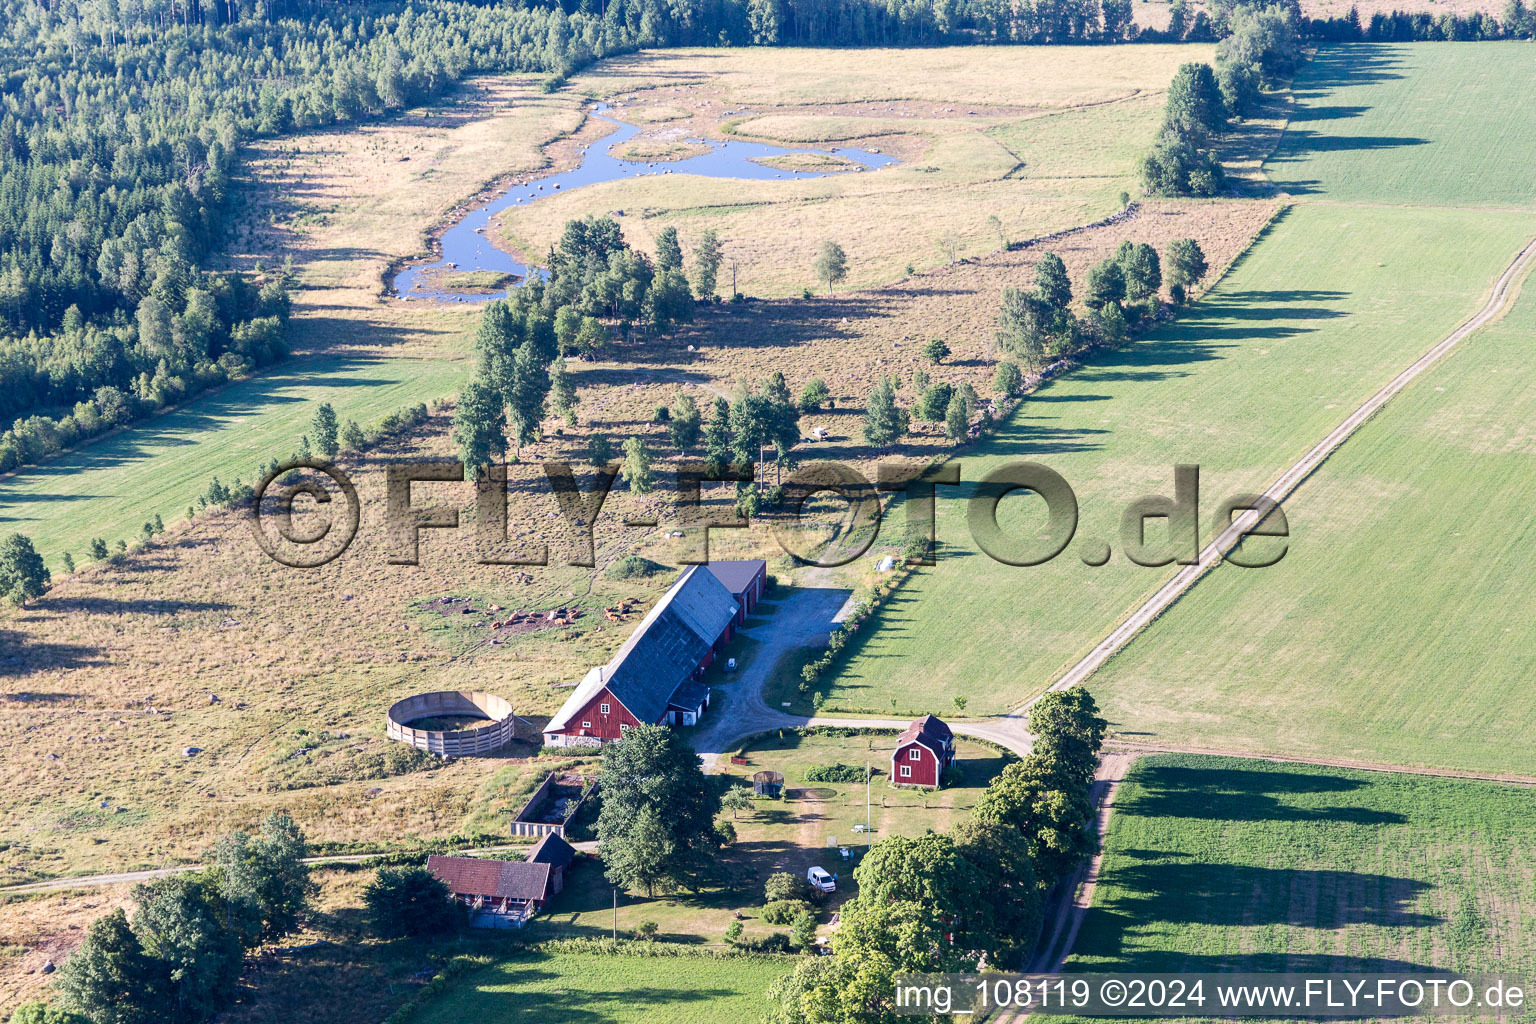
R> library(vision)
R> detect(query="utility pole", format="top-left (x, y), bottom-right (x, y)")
top-left (866, 760), bottom-right (871, 848)
top-left (612, 888), bottom-right (618, 940)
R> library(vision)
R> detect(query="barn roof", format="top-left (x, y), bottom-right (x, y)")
top-left (895, 714), bottom-right (954, 755)
top-left (546, 566), bottom-right (738, 733)
top-left (526, 833), bottom-right (576, 869)
top-left (705, 559), bottom-right (766, 597)
top-left (426, 855), bottom-right (553, 902)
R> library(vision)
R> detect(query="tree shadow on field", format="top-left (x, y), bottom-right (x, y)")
top-left (1075, 856), bottom-right (1439, 970)
top-left (1121, 763), bottom-right (1407, 826)
top-left (0, 628), bottom-right (105, 677)
top-left (0, 349), bottom-right (424, 486)
top-left (1295, 44), bottom-right (1411, 92)
top-left (40, 595), bottom-right (234, 617)
top-left (1072, 900), bottom-right (1441, 972)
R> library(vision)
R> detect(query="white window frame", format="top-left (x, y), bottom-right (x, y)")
top-left (909, 747), bottom-right (922, 760)
top-left (900, 765), bottom-right (912, 778)
top-left (581, 721), bottom-right (591, 729)
top-left (600, 703), bottom-right (611, 715)
top-left (620, 723), bottom-right (630, 734)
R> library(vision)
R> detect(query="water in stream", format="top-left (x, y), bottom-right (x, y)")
top-left (391, 106), bottom-right (897, 303)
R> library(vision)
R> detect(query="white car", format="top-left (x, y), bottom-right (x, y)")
top-left (807, 866), bottom-right (836, 893)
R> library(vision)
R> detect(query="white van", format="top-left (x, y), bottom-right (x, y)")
top-left (807, 866), bottom-right (836, 893)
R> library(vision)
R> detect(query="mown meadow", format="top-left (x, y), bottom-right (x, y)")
top-left (1087, 257), bottom-right (1536, 776)
top-left (1051, 754), bottom-right (1536, 1014)
top-left (818, 201), bottom-right (1536, 716)
top-left (402, 949), bottom-right (786, 1024)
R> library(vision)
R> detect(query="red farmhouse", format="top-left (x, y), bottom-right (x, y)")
top-left (542, 562), bottom-right (764, 748)
top-left (890, 715), bottom-right (955, 787)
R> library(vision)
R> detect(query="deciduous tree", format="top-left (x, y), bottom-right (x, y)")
top-left (0, 533), bottom-right (50, 607)
top-left (596, 725), bottom-right (722, 895)
top-left (813, 241), bottom-right (848, 294)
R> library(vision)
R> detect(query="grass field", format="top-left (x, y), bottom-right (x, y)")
top-left (0, 74), bottom-right (590, 569)
top-left (1267, 44), bottom-right (1536, 208)
top-left (495, 46), bottom-right (1209, 295)
top-left (1063, 43), bottom-right (1536, 776)
top-left (1059, 755), bottom-right (1536, 983)
top-left (403, 950), bottom-right (785, 1024)
top-left (813, 201), bottom-right (1536, 715)
top-left (0, 352), bottom-right (468, 573)
top-left (815, 42), bottom-right (1536, 725)
top-left (1083, 253), bottom-right (1536, 777)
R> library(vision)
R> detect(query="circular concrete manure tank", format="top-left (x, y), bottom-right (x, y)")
top-left (386, 690), bottom-right (518, 757)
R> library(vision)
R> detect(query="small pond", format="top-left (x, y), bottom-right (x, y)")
top-left (391, 105), bottom-right (898, 303)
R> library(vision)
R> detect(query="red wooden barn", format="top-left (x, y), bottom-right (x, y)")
top-left (704, 559), bottom-right (768, 624)
top-left (890, 715), bottom-right (956, 787)
top-left (542, 563), bottom-right (763, 748)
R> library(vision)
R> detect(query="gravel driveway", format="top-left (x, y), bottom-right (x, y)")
top-left (691, 583), bottom-right (1033, 767)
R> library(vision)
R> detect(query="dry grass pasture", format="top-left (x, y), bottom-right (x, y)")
top-left (0, 181), bottom-right (1266, 883)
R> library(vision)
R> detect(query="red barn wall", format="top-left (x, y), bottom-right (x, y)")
top-left (558, 687), bottom-right (646, 740)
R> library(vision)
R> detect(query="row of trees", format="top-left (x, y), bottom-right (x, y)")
top-left (1312, 0), bottom-right (1533, 39)
top-left (46, 814), bottom-right (315, 1024)
top-left (994, 240), bottom-right (1207, 374)
top-left (859, 236), bottom-right (1206, 455)
top-left (765, 689), bottom-right (1109, 1023)
top-left (1140, 0), bottom-right (1303, 198)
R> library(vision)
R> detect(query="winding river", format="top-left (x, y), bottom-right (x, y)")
top-left (392, 105), bottom-right (898, 302)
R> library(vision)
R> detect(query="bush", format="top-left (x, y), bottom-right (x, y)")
top-left (737, 932), bottom-right (792, 953)
top-left (764, 871), bottom-right (807, 903)
top-left (804, 762), bottom-right (867, 783)
top-left (606, 555), bottom-right (665, 580)
top-left (761, 899), bottom-right (812, 925)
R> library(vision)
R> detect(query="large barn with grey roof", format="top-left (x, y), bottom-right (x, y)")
top-left (542, 562), bottom-right (765, 748)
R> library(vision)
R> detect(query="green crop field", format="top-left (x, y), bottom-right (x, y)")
top-left (1056, 755), bottom-right (1536, 987)
top-left (810, 202), bottom-right (1536, 716)
top-left (818, 43), bottom-right (1536, 722)
top-left (0, 350), bottom-right (470, 572)
top-left (1070, 43), bottom-right (1536, 777)
top-left (1083, 262), bottom-right (1536, 777)
top-left (1267, 43), bottom-right (1536, 209)
top-left (402, 950), bottom-right (785, 1024)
